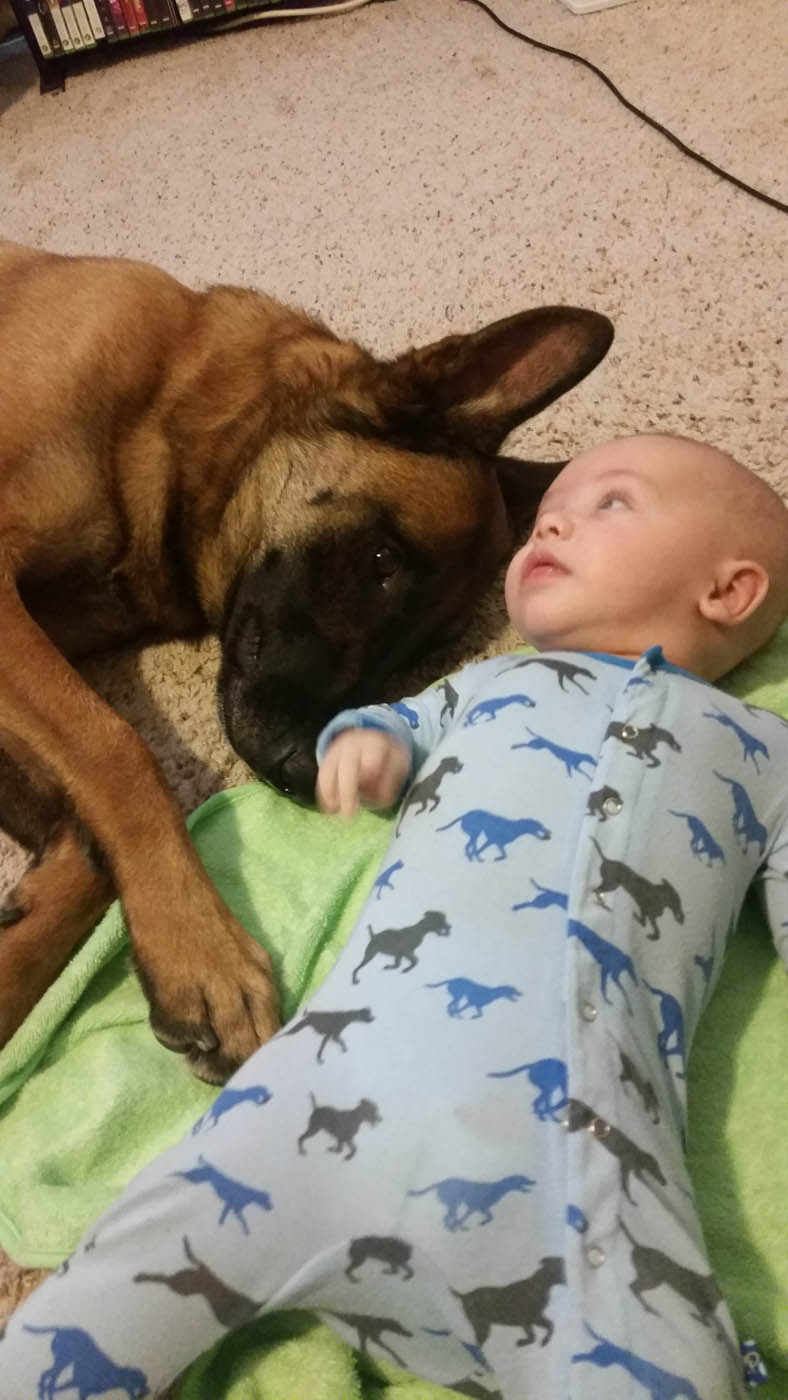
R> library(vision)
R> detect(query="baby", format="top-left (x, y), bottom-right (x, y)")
top-left (2, 433), bottom-right (787, 1400)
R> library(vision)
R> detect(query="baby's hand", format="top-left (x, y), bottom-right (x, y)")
top-left (316, 729), bottom-right (410, 817)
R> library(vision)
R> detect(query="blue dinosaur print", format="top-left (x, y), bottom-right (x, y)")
top-left (643, 980), bottom-right (687, 1078)
top-left (703, 707), bottom-right (769, 771)
top-left (488, 1057), bottom-right (569, 1121)
top-left (192, 1084), bottom-right (272, 1134)
top-left (567, 1204), bottom-right (589, 1234)
top-left (572, 1323), bottom-right (702, 1399)
top-left (437, 809), bottom-right (550, 861)
top-left (693, 931), bottom-right (716, 986)
top-left (669, 811), bottom-right (725, 867)
top-left (713, 771), bottom-right (767, 853)
top-left (407, 1174), bottom-right (536, 1231)
top-left (426, 977), bottom-right (522, 1018)
top-left (374, 859), bottom-right (404, 899)
top-left (511, 727), bottom-right (597, 778)
top-left (512, 879), bottom-right (568, 912)
top-left (24, 1324), bottom-right (149, 1399)
top-left (171, 1156), bottom-right (272, 1234)
top-left (566, 919), bottom-right (638, 1013)
top-left (463, 693), bottom-right (535, 726)
top-left (389, 701), bottom-right (420, 729)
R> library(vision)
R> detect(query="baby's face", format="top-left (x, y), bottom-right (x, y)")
top-left (505, 436), bottom-right (717, 659)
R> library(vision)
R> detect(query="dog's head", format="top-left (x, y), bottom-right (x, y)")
top-left (214, 305), bottom-right (613, 797)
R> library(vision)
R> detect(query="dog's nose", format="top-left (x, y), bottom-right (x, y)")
top-left (266, 746), bottom-right (318, 803)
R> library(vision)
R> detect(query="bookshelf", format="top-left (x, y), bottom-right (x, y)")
top-left (9, 0), bottom-right (376, 92)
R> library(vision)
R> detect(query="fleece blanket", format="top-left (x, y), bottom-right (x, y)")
top-left (0, 637), bottom-right (786, 1399)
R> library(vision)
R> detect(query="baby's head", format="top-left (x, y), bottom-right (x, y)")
top-left (505, 433), bottom-right (788, 680)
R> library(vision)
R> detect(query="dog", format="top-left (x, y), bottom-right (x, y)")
top-left (0, 240), bottom-right (612, 1080)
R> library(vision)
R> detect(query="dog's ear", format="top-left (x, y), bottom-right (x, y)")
top-left (377, 308), bottom-right (613, 457)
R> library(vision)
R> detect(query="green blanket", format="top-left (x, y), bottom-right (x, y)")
top-left (1, 638), bottom-right (787, 1399)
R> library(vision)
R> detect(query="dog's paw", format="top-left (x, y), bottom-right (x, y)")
top-left (137, 929), bottom-right (281, 1084)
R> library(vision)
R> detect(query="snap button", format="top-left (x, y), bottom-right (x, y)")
top-left (581, 1001), bottom-right (598, 1022)
top-left (588, 1117), bottom-right (611, 1139)
top-left (557, 1104), bottom-right (571, 1129)
top-left (602, 795), bottom-right (623, 816)
top-left (620, 723), bottom-right (639, 740)
top-left (585, 1244), bottom-right (606, 1268)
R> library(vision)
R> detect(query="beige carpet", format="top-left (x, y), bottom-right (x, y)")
top-left (0, 0), bottom-right (786, 1371)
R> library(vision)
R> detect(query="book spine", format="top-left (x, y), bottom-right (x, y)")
top-left (128, 0), bottom-right (148, 29)
top-left (141, 0), bottom-right (160, 30)
top-left (162, 0), bottom-right (182, 24)
top-left (106, 0), bottom-right (127, 35)
top-left (31, 0), bottom-right (61, 50)
top-left (93, 0), bottom-right (117, 36)
top-left (24, 0), bottom-right (54, 54)
top-left (61, 0), bottom-right (86, 46)
top-left (117, 0), bottom-right (138, 34)
top-left (170, 0), bottom-right (191, 21)
top-left (46, 0), bottom-right (73, 50)
top-left (72, 0), bottom-right (96, 43)
top-left (80, 0), bottom-right (106, 39)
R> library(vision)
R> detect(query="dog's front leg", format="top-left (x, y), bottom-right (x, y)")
top-left (0, 583), bottom-right (279, 1082)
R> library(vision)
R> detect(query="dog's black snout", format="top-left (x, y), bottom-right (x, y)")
top-left (266, 746), bottom-right (318, 803)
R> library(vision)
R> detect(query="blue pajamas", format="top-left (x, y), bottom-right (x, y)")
top-left (2, 646), bottom-right (787, 1400)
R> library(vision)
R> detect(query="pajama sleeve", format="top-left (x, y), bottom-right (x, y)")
top-left (316, 660), bottom-right (490, 786)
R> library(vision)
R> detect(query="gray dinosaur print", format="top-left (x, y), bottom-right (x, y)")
top-left (512, 727), bottom-right (596, 778)
top-left (605, 720), bottom-right (682, 767)
top-left (463, 693), bottom-right (535, 725)
top-left (297, 1094), bottom-right (382, 1160)
top-left (512, 879), bottom-right (567, 912)
top-left (437, 809), bottom-right (550, 861)
top-left (191, 1084), bottom-right (271, 1135)
top-left (396, 756), bottom-right (463, 835)
top-left (436, 677), bottom-right (460, 723)
top-left (345, 1236), bottom-right (414, 1283)
top-left (426, 977), bottom-right (522, 1018)
top-left (618, 1217), bottom-right (724, 1330)
top-left (332, 1310), bottom-right (413, 1367)
top-left (488, 1058), bottom-right (568, 1122)
top-left (498, 656), bottom-right (596, 694)
top-left (714, 771), bottom-right (768, 853)
top-left (669, 811), bottom-right (725, 867)
top-left (133, 1236), bottom-right (262, 1328)
top-left (566, 1100), bottom-right (667, 1203)
top-left (171, 1156), bottom-right (272, 1234)
top-left (586, 785), bottom-right (623, 821)
top-left (453, 1255), bottom-right (566, 1348)
top-left (408, 1174), bottom-right (535, 1230)
top-left (607, 1035), bottom-right (660, 1123)
top-left (591, 839), bottom-right (684, 940)
top-left (23, 1325), bottom-right (148, 1400)
top-left (693, 931), bottom-right (716, 986)
top-left (566, 919), bottom-right (638, 1012)
top-left (572, 1323), bottom-right (702, 1399)
top-left (703, 707), bottom-right (769, 771)
top-left (283, 1007), bottom-right (374, 1062)
top-left (352, 910), bottom-right (451, 983)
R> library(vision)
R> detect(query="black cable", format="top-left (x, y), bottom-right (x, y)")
top-left (460, 0), bottom-right (788, 216)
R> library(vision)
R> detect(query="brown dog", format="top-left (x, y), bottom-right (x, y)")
top-left (0, 240), bottom-right (612, 1081)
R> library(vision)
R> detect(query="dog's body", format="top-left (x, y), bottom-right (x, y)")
top-left (0, 240), bottom-right (611, 1079)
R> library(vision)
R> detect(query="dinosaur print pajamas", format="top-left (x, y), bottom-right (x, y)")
top-left (3, 646), bottom-right (787, 1400)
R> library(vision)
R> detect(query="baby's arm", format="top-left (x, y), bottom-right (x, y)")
top-left (316, 728), bottom-right (411, 815)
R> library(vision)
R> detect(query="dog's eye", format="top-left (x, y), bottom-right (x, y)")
top-left (373, 543), bottom-right (402, 584)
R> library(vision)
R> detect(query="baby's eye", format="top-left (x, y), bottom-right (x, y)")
top-left (598, 492), bottom-right (629, 511)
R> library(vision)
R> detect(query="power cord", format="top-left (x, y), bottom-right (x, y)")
top-left (460, 0), bottom-right (787, 216)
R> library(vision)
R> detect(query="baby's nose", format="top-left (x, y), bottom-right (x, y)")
top-left (534, 507), bottom-right (571, 538)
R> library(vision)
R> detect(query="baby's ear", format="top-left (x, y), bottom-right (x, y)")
top-left (699, 560), bottom-right (770, 628)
